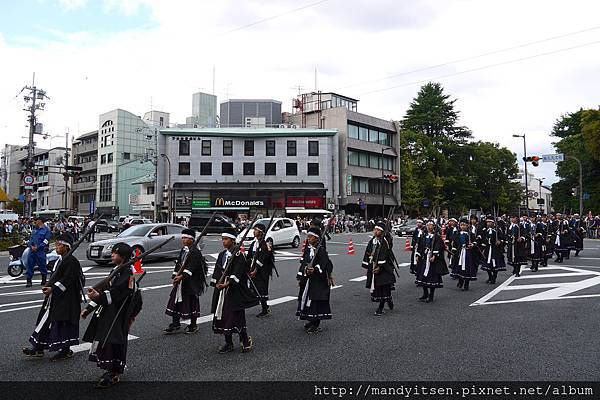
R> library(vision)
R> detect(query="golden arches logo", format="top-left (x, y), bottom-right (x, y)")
top-left (215, 198), bottom-right (225, 206)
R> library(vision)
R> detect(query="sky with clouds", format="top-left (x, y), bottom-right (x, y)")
top-left (1, 0), bottom-right (599, 184)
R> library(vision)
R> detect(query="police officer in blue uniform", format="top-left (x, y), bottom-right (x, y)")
top-left (26, 217), bottom-right (52, 287)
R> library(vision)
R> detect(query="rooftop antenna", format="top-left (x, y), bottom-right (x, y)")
top-left (314, 66), bottom-right (318, 91)
top-left (212, 65), bottom-right (216, 95)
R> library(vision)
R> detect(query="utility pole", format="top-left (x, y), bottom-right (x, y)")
top-left (20, 74), bottom-right (49, 217)
top-left (64, 132), bottom-right (69, 210)
top-left (513, 133), bottom-right (528, 215)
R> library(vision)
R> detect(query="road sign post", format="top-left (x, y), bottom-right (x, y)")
top-left (542, 153), bottom-right (565, 163)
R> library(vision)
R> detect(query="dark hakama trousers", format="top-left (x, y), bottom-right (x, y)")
top-left (296, 299), bottom-right (332, 321)
top-left (89, 341), bottom-right (127, 374)
top-left (212, 309), bottom-right (247, 335)
top-left (415, 259), bottom-right (443, 288)
top-left (29, 320), bottom-right (79, 352)
top-left (165, 286), bottom-right (201, 319)
top-left (370, 284), bottom-right (393, 302)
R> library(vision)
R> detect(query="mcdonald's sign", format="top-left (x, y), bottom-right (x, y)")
top-left (211, 196), bottom-right (266, 207)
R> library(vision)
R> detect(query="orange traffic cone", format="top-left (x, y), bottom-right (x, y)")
top-left (133, 248), bottom-right (144, 274)
top-left (347, 239), bottom-right (355, 256)
top-left (404, 239), bottom-right (411, 251)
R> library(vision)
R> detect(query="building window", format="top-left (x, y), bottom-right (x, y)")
top-left (99, 174), bottom-right (112, 202)
top-left (359, 127), bottom-right (369, 141)
top-left (222, 162), bottom-right (233, 175)
top-left (146, 186), bottom-right (155, 195)
top-left (200, 162), bottom-right (212, 175)
top-left (201, 140), bottom-right (211, 156)
top-left (178, 162), bottom-right (190, 175)
top-left (266, 140), bottom-right (276, 156)
top-left (223, 140), bottom-right (233, 156)
top-left (243, 162), bottom-right (255, 175)
top-left (308, 141), bottom-right (319, 156)
top-left (179, 140), bottom-right (190, 156)
top-left (308, 163), bottom-right (319, 176)
top-left (100, 154), bottom-right (106, 164)
top-left (286, 162), bottom-right (297, 176)
top-left (369, 129), bottom-right (380, 143)
top-left (107, 153), bottom-right (113, 163)
top-left (123, 152), bottom-right (130, 160)
top-left (244, 140), bottom-right (254, 156)
top-left (348, 124), bottom-right (359, 139)
top-left (265, 163), bottom-right (276, 175)
top-left (287, 140), bottom-right (296, 156)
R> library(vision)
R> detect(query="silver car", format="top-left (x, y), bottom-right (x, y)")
top-left (86, 223), bottom-right (185, 265)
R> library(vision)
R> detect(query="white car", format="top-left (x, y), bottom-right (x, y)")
top-left (237, 217), bottom-right (301, 248)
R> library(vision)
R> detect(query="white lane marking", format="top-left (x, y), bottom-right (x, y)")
top-left (349, 276), bottom-right (367, 282)
top-left (71, 335), bottom-right (139, 354)
top-left (577, 257), bottom-right (600, 260)
top-left (398, 262), bottom-right (410, 267)
top-left (327, 241), bottom-right (368, 246)
top-left (516, 272), bottom-right (597, 279)
top-left (180, 296), bottom-right (297, 325)
top-left (331, 285), bottom-right (343, 289)
top-left (470, 275), bottom-right (516, 306)
top-left (0, 299), bottom-right (44, 308)
top-left (0, 305), bottom-right (40, 314)
top-left (472, 265), bottom-right (600, 306)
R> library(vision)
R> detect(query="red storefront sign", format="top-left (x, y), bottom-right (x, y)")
top-left (286, 197), bottom-right (324, 208)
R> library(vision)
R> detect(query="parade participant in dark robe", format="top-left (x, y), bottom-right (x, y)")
top-left (362, 222), bottom-right (396, 316)
top-left (520, 214), bottom-right (532, 257)
top-left (480, 217), bottom-right (507, 284)
top-left (469, 215), bottom-right (483, 267)
top-left (541, 214), bottom-right (552, 266)
top-left (528, 215), bottom-right (545, 272)
top-left (211, 228), bottom-right (258, 353)
top-left (164, 228), bottom-right (208, 334)
top-left (445, 218), bottom-right (459, 264)
top-left (247, 223), bottom-right (275, 318)
top-left (22, 233), bottom-right (82, 361)
top-left (507, 216), bottom-right (527, 277)
top-left (555, 214), bottom-right (572, 263)
top-left (450, 220), bottom-right (479, 290)
top-left (296, 227), bottom-right (333, 333)
top-left (570, 214), bottom-right (585, 257)
top-left (409, 219), bottom-right (424, 275)
top-left (415, 221), bottom-right (449, 303)
top-left (81, 243), bottom-right (136, 388)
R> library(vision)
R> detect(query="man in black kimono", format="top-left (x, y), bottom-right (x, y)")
top-left (450, 219), bottom-right (479, 290)
top-left (164, 228), bottom-right (208, 334)
top-left (81, 243), bottom-right (136, 388)
top-left (480, 216), bottom-right (507, 284)
top-left (507, 216), bottom-right (528, 276)
top-left (211, 228), bottom-right (258, 353)
top-left (247, 223), bottom-right (275, 318)
top-left (528, 215), bottom-right (546, 272)
top-left (22, 233), bottom-right (82, 361)
top-left (409, 219), bottom-right (424, 275)
top-left (570, 214), bottom-right (585, 257)
top-left (362, 222), bottom-right (396, 315)
top-left (415, 221), bottom-right (449, 303)
top-left (297, 227), bottom-right (333, 333)
top-left (554, 213), bottom-right (572, 263)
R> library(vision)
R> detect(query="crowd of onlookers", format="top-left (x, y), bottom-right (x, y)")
top-left (0, 217), bottom-right (86, 243)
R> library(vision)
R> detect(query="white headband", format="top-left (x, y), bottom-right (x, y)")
top-left (221, 233), bottom-right (237, 240)
top-left (181, 234), bottom-right (194, 240)
top-left (307, 231), bottom-right (320, 238)
top-left (57, 240), bottom-right (71, 247)
top-left (374, 226), bottom-right (384, 231)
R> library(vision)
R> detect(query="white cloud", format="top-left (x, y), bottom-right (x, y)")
top-left (1, 0), bottom-right (599, 186)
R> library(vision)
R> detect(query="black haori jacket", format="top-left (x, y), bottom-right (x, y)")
top-left (362, 236), bottom-right (396, 289)
top-left (297, 245), bottom-right (332, 301)
top-left (172, 246), bottom-right (208, 297)
top-left (422, 233), bottom-right (449, 275)
top-left (246, 238), bottom-right (274, 282)
top-left (82, 265), bottom-right (134, 346)
top-left (210, 249), bottom-right (258, 313)
top-left (40, 255), bottom-right (82, 324)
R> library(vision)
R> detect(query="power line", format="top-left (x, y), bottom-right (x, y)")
top-left (360, 39), bottom-right (600, 96)
top-left (336, 25), bottom-right (600, 91)
top-left (219, 0), bottom-right (331, 36)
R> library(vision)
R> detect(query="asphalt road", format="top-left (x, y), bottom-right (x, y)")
top-left (1, 233), bottom-right (600, 382)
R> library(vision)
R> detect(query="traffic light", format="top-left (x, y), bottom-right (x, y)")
top-left (522, 156), bottom-right (540, 166)
top-left (383, 174), bottom-right (399, 183)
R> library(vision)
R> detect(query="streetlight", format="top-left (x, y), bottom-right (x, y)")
top-left (160, 154), bottom-right (171, 223)
top-left (513, 133), bottom-right (529, 215)
top-left (381, 147), bottom-right (394, 219)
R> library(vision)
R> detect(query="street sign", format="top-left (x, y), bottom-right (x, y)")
top-left (346, 175), bottom-right (352, 196)
top-left (23, 174), bottom-right (35, 185)
top-left (542, 153), bottom-right (564, 162)
top-left (24, 186), bottom-right (33, 190)
top-left (423, 199), bottom-right (431, 208)
top-left (583, 192), bottom-right (590, 201)
top-left (327, 203), bottom-right (335, 210)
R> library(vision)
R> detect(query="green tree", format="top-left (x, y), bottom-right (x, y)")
top-left (551, 108), bottom-right (600, 214)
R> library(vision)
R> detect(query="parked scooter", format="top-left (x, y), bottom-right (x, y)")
top-left (7, 244), bottom-right (59, 277)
